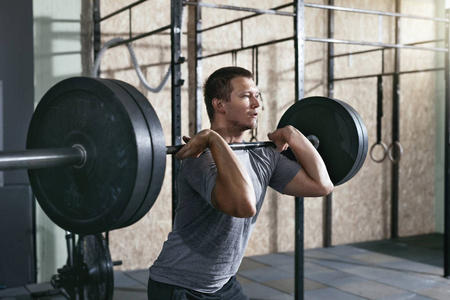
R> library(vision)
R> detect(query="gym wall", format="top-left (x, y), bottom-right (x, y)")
top-left (78, 0), bottom-right (443, 272)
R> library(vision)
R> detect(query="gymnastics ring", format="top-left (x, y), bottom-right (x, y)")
top-left (369, 142), bottom-right (388, 163)
top-left (388, 141), bottom-right (403, 164)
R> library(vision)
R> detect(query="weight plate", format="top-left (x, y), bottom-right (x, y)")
top-left (77, 234), bottom-right (114, 300)
top-left (109, 79), bottom-right (166, 228)
top-left (27, 77), bottom-right (152, 234)
top-left (277, 96), bottom-right (367, 186)
top-left (326, 99), bottom-right (365, 184)
top-left (98, 79), bottom-right (153, 231)
top-left (335, 100), bottom-right (368, 183)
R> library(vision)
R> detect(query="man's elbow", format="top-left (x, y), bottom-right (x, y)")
top-left (215, 193), bottom-right (257, 218)
top-left (230, 194), bottom-right (257, 218)
top-left (236, 201), bottom-right (257, 218)
top-left (320, 181), bottom-right (334, 196)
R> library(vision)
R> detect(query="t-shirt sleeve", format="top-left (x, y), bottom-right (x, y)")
top-left (268, 148), bottom-right (302, 194)
top-left (179, 151), bottom-right (217, 206)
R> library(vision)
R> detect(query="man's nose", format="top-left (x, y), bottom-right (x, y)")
top-left (251, 95), bottom-right (260, 108)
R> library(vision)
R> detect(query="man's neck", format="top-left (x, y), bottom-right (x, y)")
top-left (210, 125), bottom-right (245, 144)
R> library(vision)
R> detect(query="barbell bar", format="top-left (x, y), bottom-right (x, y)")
top-left (0, 147), bottom-right (85, 170)
top-left (166, 136), bottom-right (320, 155)
top-left (0, 140), bottom-right (321, 170)
top-left (1, 77), bottom-right (367, 235)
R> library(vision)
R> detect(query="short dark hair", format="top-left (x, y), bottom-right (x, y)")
top-left (203, 66), bottom-right (253, 122)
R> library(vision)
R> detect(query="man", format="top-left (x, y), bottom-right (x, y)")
top-left (148, 66), bottom-right (333, 299)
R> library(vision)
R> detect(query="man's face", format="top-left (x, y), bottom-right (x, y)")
top-left (223, 76), bottom-right (261, 132)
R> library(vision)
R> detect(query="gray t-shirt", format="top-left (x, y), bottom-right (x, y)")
top-left (149, 146), bottom-right (301, 293)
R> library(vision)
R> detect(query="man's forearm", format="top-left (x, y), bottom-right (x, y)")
top-left (207, 131), bottom-right (256, 218)
top-left (284, 126), bottom-right (332, 190)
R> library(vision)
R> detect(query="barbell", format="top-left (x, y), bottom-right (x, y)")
top-left (2, 77), bottom-right (368, 235)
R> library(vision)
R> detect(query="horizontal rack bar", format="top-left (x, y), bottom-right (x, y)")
top-left (200, 35), bottom-right (447, 61)
top-left (198, 36), bottom-right (293, 60)
top-left (331, 39), bottom-right (446, 58)
top-left (199, 3), bottom-right (293, 33)
top-left (306, 37), bottom-right (448, 52)
top-left (333, 67), bottom-right (445, 82)
top-left (305, 3), bottom-right (448, 23)
top-left (106, 25), bottom-right (171, 49)
top-left (99, 0), bottom-right (147, 22)
top-left (183, 1), bottom-right (295, 17)
top-left (0, 148), bottom-right (85, 171)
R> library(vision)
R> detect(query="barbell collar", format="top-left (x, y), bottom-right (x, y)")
top-left (0, 147), bottom-right (85, 171)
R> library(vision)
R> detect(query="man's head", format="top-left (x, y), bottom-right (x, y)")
top-left (203, 66), bottom-right (254, 122)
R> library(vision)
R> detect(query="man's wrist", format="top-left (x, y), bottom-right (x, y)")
top-left (205, 129), bottom-right (221, 149)
top-left (283, 125), bottom-right (297, 144)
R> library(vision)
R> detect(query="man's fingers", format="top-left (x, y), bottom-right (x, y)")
top-left (176, 143), bottom-right (205, 160)
top-left (267, 130), bottom-right (288, 152)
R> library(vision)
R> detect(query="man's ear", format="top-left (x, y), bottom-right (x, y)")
top-left (212, 98), bottom-right (226, 114)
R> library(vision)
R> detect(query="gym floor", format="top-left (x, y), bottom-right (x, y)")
top-left (1, 233), bottom-right (448, 300)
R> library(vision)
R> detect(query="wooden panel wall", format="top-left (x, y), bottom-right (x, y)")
top-left (85, 0), bottom-right (441, 270)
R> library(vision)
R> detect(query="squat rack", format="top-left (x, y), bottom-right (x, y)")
top-left (92, 1), bottom-right (450, 299)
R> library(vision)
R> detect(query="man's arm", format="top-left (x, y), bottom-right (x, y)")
top-left (176, 129), bottom-right (256, 218)
top-left (268, 126), bottom-right (334, 197)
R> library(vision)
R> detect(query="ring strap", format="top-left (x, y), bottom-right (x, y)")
top-left (376, 75), bottom-right (383, 144)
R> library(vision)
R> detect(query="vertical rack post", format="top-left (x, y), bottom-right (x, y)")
top-left (391, 0), bottom-right (401, 239)
top-left (294, 0), bottom-right (305, 101)
top-left (293, 1), bottom-right (305, 299)
top-left (171, 0), bottom-right (184, 222)
top-left (93, 0), bottom-right (101, 77)
top-left (195, 1), bottom-right (202, 135)
top-left (444, 8), bottom-right (450, 278)
top-left (324, 0), bottom-right (334, 248)
top-left (188, 0), bottom-right (202, 136)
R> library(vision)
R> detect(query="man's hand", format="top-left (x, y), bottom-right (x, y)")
top-left (176, 129), bottom-right (213, 160)
top-left (267, 128), bottom-right (290, 152)
top-left (269, 125), bottom-right (334, 197)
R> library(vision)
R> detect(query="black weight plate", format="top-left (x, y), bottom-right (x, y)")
top-left (109, 79), bottom-right (166, 228)
top-left (335, 100), bottom-right (368, 183)
top-left (328, 99), bottom-right (365, 184)
top-left (77, 234), bottom-right (114, 300)
top-left (27, 77), bottom-right (151, 234)
top-left (98, 79), bottom-right (153, 231)
top-left (277, 96), bottom-right (365, 186)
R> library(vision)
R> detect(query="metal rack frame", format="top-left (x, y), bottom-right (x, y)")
top-left (183, 2), bottom-right (306, 298)
top-left (312, 0), bottom-right (449, 278)
top-left (312, 0), bottom-right (447, 246)
top-left (92, 1), bottom-right (450, 299)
